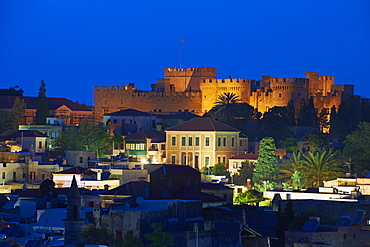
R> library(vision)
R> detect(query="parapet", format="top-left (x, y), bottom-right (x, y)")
top-left (269, 78), bottom-right (308, 86)
top-left (165, 67), bottom-right (216, 72)
top-left (94, 83), bottom-right (137, 91)
top-left (202, 78), bottom-right (252, 84)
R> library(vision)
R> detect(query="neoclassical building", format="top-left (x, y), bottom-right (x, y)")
top-left (165, 118), bottom-right (248, 170)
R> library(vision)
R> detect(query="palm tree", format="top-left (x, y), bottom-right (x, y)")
top-left (215, 92), bottom-right (240, 105)
top-left (279, 151), bottom-right (305, 183)
top-left (302, 148), bottom-right (343, 187)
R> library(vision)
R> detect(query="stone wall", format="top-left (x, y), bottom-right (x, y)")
top-left (93, 68), bottom-right (354, 123)
top-left (94, 85), bottom-right (202, 123)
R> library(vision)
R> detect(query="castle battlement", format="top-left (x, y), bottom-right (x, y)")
top-left (269, 78), bottom-right (308, 83)
top-left (95, 84), bottom-right (137, 91)
top-left (202, 78), bottom-right (252, 84)
top-left (318, 76), bottom-right (334, 80)
top-left (166, 67), bottom-right (215, 72)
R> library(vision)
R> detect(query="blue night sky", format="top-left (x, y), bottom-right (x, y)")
top-left (1, 1), bottom-right (369, 106)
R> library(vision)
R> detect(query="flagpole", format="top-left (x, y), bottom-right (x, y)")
top-left (180, 38), bottom-right (183, 69)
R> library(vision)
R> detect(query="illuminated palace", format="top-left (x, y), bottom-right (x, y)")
top-left (93, 67), bottom-right (354, 123)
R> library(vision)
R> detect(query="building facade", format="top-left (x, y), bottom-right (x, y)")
top-left (93, 67), bottom-right (354, 123)
top-left (165, 118), bottom-right (245, 171)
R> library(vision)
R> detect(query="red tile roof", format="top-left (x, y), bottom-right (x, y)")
top-left (0, 130), bottom-right (48, 138)
top-left (146, 164), bottom-right (201, 175)
top-left (0, 96), bottom-right (91, 111)
top-left (166, 118), bottom-right (240, 132)
top-left (125, 130), bottom-right (165, 142)
top-left (53, 166), bottom-right (96, 175)
top-left (229, 153), bottom-right (258, 160)
top-left (106, 108), bottom-right (151, 117)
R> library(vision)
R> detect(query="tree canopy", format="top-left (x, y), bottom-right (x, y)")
top-left (253, 137), bottom-right (278, 184)
top-left (52, 120), bottom-right (112, 157)
top-left (343, 122), bottom-right (370, 175)
top-left (234, 189), bottom-right (265, 205)
top-left (12, 97), bottom-right (26, 129)
top-left (35, 80), bottom-right (48, 125)
top-left (233, 161), bottom-right (255, 185)
top-left (302, 148), bottom-right (343, 187)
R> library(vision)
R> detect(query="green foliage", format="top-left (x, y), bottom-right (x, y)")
top-left (286, 99), bottom-right (296, 126)
top-left (234, 189), bottom-right (265, 205)
top-left (204, 102), bottom-right (260, 125)
top-left (215, 92), bottom-right (241, 105)
top-left (233, 161), bottom-right (255, 185)
top-left (304, 130), bottom-right (329, 150)
top-left (261, 106), bottom-right (294, 140)
top-left (279, 137), bottom-right (299, 154)
top-left (253, 180), bottom-right (277, 192)
top-left (35, 80), bottom-right (48, 125)
top-left (145, 223), bottom-right (174, 247)
top-left (302, 148), bottom-right (343, 187)
top-left (113, 234), bottom-right (143, 247)
top-left (201, 166), bottom-right (213, 175)
top-left (201, 163), bottom-right (230, 180)
top-left (253, 137), bottom-right (278, 184)
top-left (279, 152), bottom-right (304, 184)
top-left (12, 97), bottom-right (26, 129)
top-left (0, 110), bottom-right (13, 133)
top-left (343, 122), bottom-right (370, 175)
top-left (113, 132), bottom-right (123, 150)
top-left (291, 171), bottom-right (306, 189)
top-left (52, 120), bottom-right (112, 157)
top-left (212, 162), bottom-right (230, 177)
top-left (0, 86), bottom-right (23, 96)
top-left (81, 226), bottom-right (114, 246)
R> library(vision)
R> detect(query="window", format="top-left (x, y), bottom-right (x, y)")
top-left (171, 136), bottom-right (176, 146)
top-left (39, 141), bottom-right (42, 149)
top-left (113, 119), bottom-right (117, 124)
top-left (195, 137), bottom-right (200, 146)
top-left (79, 157), bottom-right (83, 163)
top-left (223, 137), bottom-right (226, 147)
top-left (222, 156), bottom-right (226, 164)
top-left (1, 172), bottom-right (5, 179)
top-left (343, 234), bottom-right (347, 239)
top-left (240, 140), bottom-right (243, 147)
top-left (217, 137), bottom-right (221, 147)
top-left (205, 156), bottom-right (210, 167)
top-left (181, 137), bottom-right (186, 146)
top-left (217, 157), bottom-right (221, 163)
top-left (30, 172), bottom-right (35, 180)
top-left (41, 173), bottom-right (45, 180)
top-left (233, 161), bottom-right (238, 169)
top-left (2, 163), bottom-right (6, 168)
top-left (188, 137), bottom-right (193, 146)
top-left (279, 93), bottom-right (282, 97)
top-left (205, 137), bottom-right (210, 147)
top-left (171, 155), bottom-right (176, 164)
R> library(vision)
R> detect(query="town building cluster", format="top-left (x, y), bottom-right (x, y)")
top-left (0, 67), bottom-right (369, 246)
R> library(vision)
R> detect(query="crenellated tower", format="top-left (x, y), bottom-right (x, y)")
top-left (200, 78), bottom-right (255, 113)
top-left (162, 67), bottom-right (217, 92)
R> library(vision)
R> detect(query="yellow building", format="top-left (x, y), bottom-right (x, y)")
top-left (165, 118), bottom-right (247, 171)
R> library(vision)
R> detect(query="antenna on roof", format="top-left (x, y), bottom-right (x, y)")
top-left (180, 38), bottom-right (184, 69)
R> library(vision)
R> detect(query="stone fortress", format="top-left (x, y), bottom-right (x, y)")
top-left (93, 67), bottom-right (354, 123)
